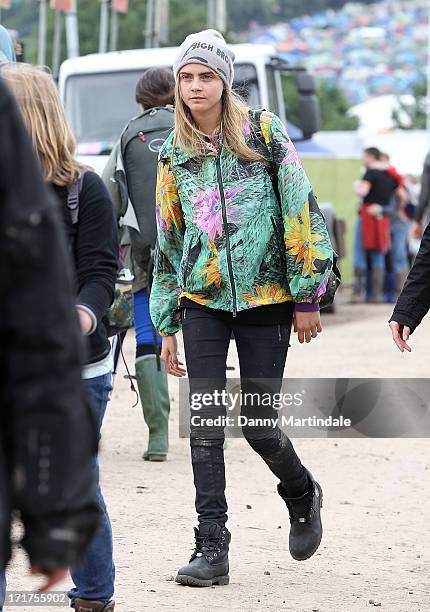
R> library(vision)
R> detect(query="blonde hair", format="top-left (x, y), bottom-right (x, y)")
top-left (173, 79), bottom-right (265, 162)
top-left (2, 63), bottom-right (81, 185)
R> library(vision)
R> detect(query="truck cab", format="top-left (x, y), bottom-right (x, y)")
top-left (59, 44), bottom-right (320, 174)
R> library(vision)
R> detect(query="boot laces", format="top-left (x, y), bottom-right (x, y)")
top-left (286, 492), bottom-right (313, 524)
top-left (191, 528), bottom-right (225, 561)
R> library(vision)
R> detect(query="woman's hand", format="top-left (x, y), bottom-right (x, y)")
top-left (293, 311), bottom-right (322, 344)
top-left (411, 221), bottom-right (423, 241)
top-left (161, 335), bottom-right (187, 377)
top-left (389, 321), bottom-right (412, 353)
top-left (30, 565), bottom-right (68, 592)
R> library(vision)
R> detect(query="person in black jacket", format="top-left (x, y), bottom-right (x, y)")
top-left (2, 64), bottom-right (118, 612)
top-left (0, 77), bottom-right (99, 608)
top-left (389, 221), bottom-right (430, 352)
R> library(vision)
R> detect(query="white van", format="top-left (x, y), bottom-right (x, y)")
top-left (59, 44), bottom-right (320, 174)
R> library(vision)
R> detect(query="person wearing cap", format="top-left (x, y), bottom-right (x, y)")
top-left (149, 29), bottom-right (333, 587)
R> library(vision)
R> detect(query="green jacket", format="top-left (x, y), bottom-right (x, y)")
top-left (149, 110), bottom-right (333, 336)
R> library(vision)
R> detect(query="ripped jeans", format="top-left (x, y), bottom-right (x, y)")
top-left (181, 306), bottom-right (310, 527)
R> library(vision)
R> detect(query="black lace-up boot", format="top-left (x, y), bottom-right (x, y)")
top-left (175, 523), bottom-right (231, 586)
top-left (278, 469), bottom-right (323, 561)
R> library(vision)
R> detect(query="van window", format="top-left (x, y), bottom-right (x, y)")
top-left (233, 64), bottom-right (260, 108)
top-left (265, 67), bottom-right (280, 116)
top-left (65, 63), bottom-right (260, 151)
top-left (65, 70), bottom-right (141, 149)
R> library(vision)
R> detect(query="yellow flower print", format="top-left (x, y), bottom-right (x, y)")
top-left (179, 292), bottom-right (212, 306)
top-left (156, 162), bottom-right (183, 230)
top-left (241, 284), bottom-right (288, 306)
top-left (285, 202), bottom-right (325, 277)
top-left (259, 111), bottom-right (272, 147)
top-left (198, 240), bottom-right (221, 288)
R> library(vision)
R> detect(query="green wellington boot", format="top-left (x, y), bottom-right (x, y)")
top-left (135, 354), bottom-right (170, 461)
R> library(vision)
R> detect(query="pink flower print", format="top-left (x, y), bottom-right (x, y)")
top-left (156, 205), bottom-right (167, 232)
top-left (313, 276), bottom-right (328, 300)
top-left (242, 117), bottom-right (251, 136)
top-left (192, 184), bottom-right (245, 240)
top-left (282, 139), bottom-right (303, 169)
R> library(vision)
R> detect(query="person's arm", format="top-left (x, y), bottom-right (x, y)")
top-left (389, 221), bottom-right (430, 335)
top-left (0, 79), bottom-right (99, 578)
top-left (149, 155), bottom-right (185, 336)
top-left (264, 112), bottom-right (333, 312)
top-left (74, 172), bottom-right (119, 332)
top-left (355, 179), bottom-right (371, 198)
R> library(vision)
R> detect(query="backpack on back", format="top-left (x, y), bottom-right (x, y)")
top-left (120, 106), bottom-right (175, 267)
top-left (67, 172), bottom-right (134, 337)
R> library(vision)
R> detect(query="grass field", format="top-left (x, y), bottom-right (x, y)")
top-left (302, 157), bottom-right (362, 284)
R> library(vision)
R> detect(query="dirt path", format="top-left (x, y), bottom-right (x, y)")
top-left (5, 298), bottom-right (430, 611)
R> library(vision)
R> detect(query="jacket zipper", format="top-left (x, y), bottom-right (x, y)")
top-left (216, 153), bottom-right (237, 316)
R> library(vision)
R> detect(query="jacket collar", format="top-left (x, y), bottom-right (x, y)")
top-left (161, 133), bottom-right (220, 166)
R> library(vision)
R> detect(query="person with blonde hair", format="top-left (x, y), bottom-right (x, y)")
top-left (149, 30), bottom-right (334, 587)
top-left (2, 63), bottom-right (118, 612)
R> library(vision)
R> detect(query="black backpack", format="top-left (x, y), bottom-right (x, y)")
top-left (120, 106), bottom-right (175, 267)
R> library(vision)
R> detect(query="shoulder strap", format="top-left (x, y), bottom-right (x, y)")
top-left (249, 108), bottom-right (281, 206)
top-left (67, 169), bottom-right (87, 225)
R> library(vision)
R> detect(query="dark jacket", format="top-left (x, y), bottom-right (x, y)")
top-left (0, 77), bottom-right (99, 571)
top-left (53, 172), bottom-right (119, 365)
top-left (390, 221), bottom-right (430, 332)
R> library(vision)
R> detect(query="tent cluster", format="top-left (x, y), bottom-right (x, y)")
top-left (246, 0), bottom-right (427, 105)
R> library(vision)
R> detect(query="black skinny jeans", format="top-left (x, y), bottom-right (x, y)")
top-left (181, 306), bottom-right (309, 527)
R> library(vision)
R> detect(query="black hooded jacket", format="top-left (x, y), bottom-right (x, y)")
top-left (0, 77), bottom-right (99, 571)
top-left (390, 221), bottom-right (430, 333)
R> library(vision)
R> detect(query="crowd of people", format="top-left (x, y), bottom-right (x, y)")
top-left (350, 146), bottom-right (424, 304)
top-left (2, 22), bottom-right (430, 612)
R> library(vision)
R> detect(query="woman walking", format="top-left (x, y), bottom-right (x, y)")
top-left (149, 30), bottom-right (334, 587)
top-left (3, 64), bottom-right (118, 612)
top-left (103, 68), bottom-right (175, 461)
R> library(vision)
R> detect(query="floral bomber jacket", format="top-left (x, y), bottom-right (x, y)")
top-left (149, 110), bottom-right (334, 336)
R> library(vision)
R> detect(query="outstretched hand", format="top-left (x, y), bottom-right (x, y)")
top-left (389, 321), bottom-right (412, 352)
top-left (30, 566), bottom-right (68, 592)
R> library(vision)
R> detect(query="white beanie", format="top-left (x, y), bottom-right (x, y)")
top-left (173, 29), bottom-right (235, 90)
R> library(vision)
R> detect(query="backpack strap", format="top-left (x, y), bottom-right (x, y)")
top-left (249, 108), bottom-right (281, 206)
top-left (67, 169), bottom-right (87, 225)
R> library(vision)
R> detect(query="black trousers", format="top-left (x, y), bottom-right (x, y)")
top-left (181, 307), bottom-right (309, 527)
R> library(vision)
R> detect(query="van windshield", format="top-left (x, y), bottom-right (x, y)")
top-left (66, 63), bottom-right (260, 154)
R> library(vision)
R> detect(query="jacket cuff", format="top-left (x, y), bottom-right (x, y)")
top-left (21, 506), bottom-right (100, 570)
top-left (294, 303), bottom-right (320, 313)
top-left (389, 309), bottom-right (419, 334)
top-left (76, 305), bottom-right (97, 335)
